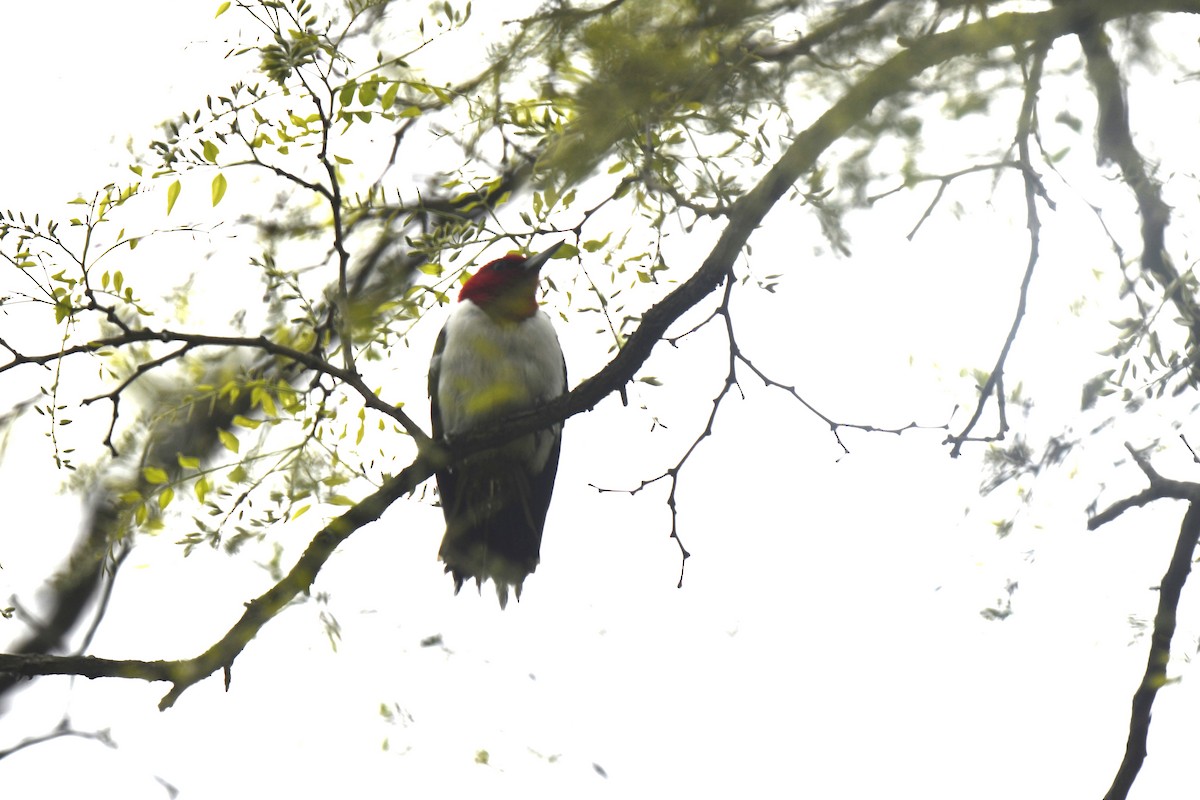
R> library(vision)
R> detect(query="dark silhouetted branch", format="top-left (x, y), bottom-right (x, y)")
top-left (1103, 497), bottom-right (1200, 800)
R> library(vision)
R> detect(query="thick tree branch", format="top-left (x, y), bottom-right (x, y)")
top-left (1103, 498), bottom-right (1200, 799)
top-left (1085, 444), bottom-right (1200, 799)
top-left (0, 459), bottom-right (426, 710)
top-left (1074, 16), bottom-right (1200, 382)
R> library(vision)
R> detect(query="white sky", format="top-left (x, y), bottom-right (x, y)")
top-left (3, 2), bottom-right (1200, 799)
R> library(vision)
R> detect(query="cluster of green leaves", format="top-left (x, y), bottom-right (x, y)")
top-left (1083, 272), bottom-right (1200, 412)
top-left (0, 184), bottom-right (160, 471)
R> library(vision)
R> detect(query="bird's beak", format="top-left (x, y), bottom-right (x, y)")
top-left (522, 240), bottom-right (566, 273)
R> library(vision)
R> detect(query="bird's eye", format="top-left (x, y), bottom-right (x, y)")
top-left (492, 256), bottom-right (525, 270)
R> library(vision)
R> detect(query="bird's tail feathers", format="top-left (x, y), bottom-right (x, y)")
top-left (438, 469), bottom-right (543, 609)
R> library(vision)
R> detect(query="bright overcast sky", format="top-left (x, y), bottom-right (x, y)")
top-left (3, 3), bottom-right (1200, 799)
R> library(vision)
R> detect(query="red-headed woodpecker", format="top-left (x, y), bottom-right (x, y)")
top-left (429, 241), bottom-right (567, 607)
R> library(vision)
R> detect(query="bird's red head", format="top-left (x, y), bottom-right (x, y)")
top-left (458, 241), bottom-right (564, 319)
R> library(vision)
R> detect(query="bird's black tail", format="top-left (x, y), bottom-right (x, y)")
top-left (437, 467), bottom-right (546, 608)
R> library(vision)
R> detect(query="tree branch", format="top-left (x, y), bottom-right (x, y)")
top-left (1081, 443), bottom-right (1200, 798)
top-left (1075, 15), bottom-right (1200, 383)
top-left (946, 39), bottom-right (1052, 457)
top-left (3, 327), bottom-right (429, 447)
top-left (0, 458), bottom-right (426, 710)
top-left (1103, 498), bottom-right (1200, 799)
top-left (1088, 443), bottom-right (1200, 528)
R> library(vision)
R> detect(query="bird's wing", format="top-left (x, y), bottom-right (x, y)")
top-left (526, 351), bottom-right (568, 534)
top-left (429, 322), bottom-right (456, 511)
top-left (429, 322), bottom-right (447, 440)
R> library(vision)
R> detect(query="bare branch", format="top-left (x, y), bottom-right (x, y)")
top-left (946, 40), bottom-right (1051, 457)
top-left (1089, 443), bottom-right (1200, 528)
top-left (868, 160), bottom-right (1042, 240)
top-left (1103, 498), bottom-right (1200, 800)
top-left (0, 718), bottom-right (115, 761)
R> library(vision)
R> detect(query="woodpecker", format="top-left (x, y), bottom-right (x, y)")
top-left (429, 241), bottom-right (567, 608)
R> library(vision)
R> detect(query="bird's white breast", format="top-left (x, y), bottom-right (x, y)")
top-left (434, 302), bottom-right (565, 468)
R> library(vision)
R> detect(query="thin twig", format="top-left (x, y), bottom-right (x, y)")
top-left (946, 40), bottom-right (1051, 457)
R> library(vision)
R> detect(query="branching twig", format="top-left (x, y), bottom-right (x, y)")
top-left (946, 40), bottom-right (1052, 457)
top-left (1, 327), bottom-right (428, 446)
top-left (594, 271), bottom-right (947, 584)
top-left (0, 718), bottom-right (115, 761)
top-left (867, 160), bottom-right (1042, 240)
top-left (82, 343), bottom-right (195, 455)
top-left (735, 348), bottom-right (949, 454)
top-left (1088, 443), bottom-right (1199, 528)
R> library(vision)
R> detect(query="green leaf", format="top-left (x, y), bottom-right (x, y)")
top-left (233, 414), bottom-right (261, 429)
top-left (583, 234), bottom-right (611, 252)
top-left (143, 466), bottom-right (170, 485)
top-left (218, 429), bottom-right (240, 453)
top-left (339, 81), bottom-right (357, 108)
top-left (380, 82), bottom-right (400, 110)
top-left (159, 487), bottom-right (175, 510)
top-left (215, 0), bottom-right (230, 17)
top-left (195, 476), bottom-right (211, 503)
top-left (333, 154), bottom-right (353, 164)
top-left (178, 454), bottom-right (201, 469)
top-left (202, 140), bottom-right (220, 162)
top-left (211, 173), bottom-right (228, 206)
top-left (166, 179), bottom-right (181, 215)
